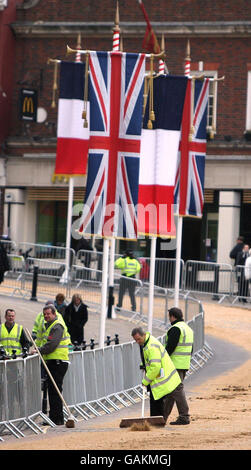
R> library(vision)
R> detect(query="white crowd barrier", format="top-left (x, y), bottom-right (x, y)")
top-left (2, 241), bottom-right (250, 304)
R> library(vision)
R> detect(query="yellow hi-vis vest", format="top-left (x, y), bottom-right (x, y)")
top-left (0, 323), bottom-right (23, 355)
top-left (33, 311), bottom-right (67, 347)
top-left (115, 256), bottom-right (141, 277)
top-left (142, 332), bottom-right (181, 400)
top-left (167, 321), bottom-right (194, 370)
top-left (41, 318), bottom-right (70, 361)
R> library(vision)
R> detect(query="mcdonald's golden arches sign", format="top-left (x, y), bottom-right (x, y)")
top-left (19, 88), bottom-right (38, 121)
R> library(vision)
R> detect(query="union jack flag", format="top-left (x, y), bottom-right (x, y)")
top-left (175, 78), bottom-right (209, 217)
top-left (79, 51), bottom-right (146, 238)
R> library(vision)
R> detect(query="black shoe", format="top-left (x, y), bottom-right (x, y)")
top-left (50, 418), bottom-right (64, 426)
top-left (169, 418), bottom-right (190, 425)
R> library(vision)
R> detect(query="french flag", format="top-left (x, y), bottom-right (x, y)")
top-left (138, 75), bottom-right (188, 236)
top-left (55, 61), bottom-right (89, 176)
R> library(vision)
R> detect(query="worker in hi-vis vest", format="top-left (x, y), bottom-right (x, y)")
top-left (132, 327), bottom-right (190, 425)
top-left (165, 307), bottom-right (194, 425)
top-left (0, 309), bottom-right (30, 356)
top-left (115, 250), bottom-right (141, 312)
top-left (31, 304), bottom-right (70, 425)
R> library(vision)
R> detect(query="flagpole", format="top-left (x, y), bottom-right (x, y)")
top-left (174, 214), bottom-right (183, 308)
top-left (99, 237), bottom-right (109, 348)
top-left (65, 176), bottom-right (74, 283)
top-left (173, 40), bottom-right (191, 308)
top-left (107, 1), bottom-right (120, 320)
top-left (147, 236), bottom-right (156, 332)
top-left (107, 237), bottom-right (116, 319)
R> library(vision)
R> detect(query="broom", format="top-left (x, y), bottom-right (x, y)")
top-left (119, 385), bottom-right (165, 428)
top-left (25, 328), bottom-right (75, 428)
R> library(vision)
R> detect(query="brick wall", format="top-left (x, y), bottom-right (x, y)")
top-left (5, 0), bottom-right (251, 146)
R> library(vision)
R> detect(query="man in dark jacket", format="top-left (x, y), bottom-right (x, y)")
top-left (236, 244), bottom-right (250, 301)
top-left (229, 236), bottom-right (244, 266)
top-left (0, 242), bottom-right (10, 284)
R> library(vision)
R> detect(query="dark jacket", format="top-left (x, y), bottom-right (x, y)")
top-left (166, 319), bottom-right (194, 358)
top-left (230, 242), bottom-right (244, 266)
top-left (0, 243), bottom-right (10, 283)
top-left (236, 250), bottom-right (249, 266)
top-left (64, 302), bottom-right (88, 329)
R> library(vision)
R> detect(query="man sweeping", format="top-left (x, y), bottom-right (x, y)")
top-left (31, 305), bottom-right (71, 425)
top-left (132, 327), bottom-right (190, 424)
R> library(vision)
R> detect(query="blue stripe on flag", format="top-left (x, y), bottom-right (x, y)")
top-left (143, 75), bottom-right (188, 131)
top-left (59, 61), bottom-right (85, 100)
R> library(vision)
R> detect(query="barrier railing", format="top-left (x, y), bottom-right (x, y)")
top-left (0, 310), bottom-right (211, 441)
top-left (2, 242), bottom-right (251, 304)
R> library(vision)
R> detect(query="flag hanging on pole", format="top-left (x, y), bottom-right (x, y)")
top-left (138, 0), bottom-right (160, 54)
top-left (79, 51), bottom-right (146, 239)
top-left (54, 61), bottom-right (89, 177)
top-left (138, 75), bottom-right (188, 236)
top-left (174, 78), bottom-right (209, 217)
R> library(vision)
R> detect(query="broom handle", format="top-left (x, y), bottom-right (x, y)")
top-left (141, 385), bottom-right (146, 418)
top-left (25, 327), bottom-right (71, 415)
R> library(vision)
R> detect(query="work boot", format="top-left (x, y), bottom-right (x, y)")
top-left (169, 417), bottom-right (190, 425)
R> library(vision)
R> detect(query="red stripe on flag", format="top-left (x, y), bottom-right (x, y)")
top-left (55, 138), bottom-right (89, 175)
top-left (138, 185), bottom-right (176, 236)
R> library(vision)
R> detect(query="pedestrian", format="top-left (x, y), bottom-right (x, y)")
top-left (54, 293), bottom-right (68, 317)
top-left (31, 304), bottom-right (71, 425)
top-left (236, 244), bottom-right (250, 302)
top-left (244, 248), bottom-right (251, 296)
top-left (115, 250), bottom-right (141, 311)
top-left (165, 307), bottom-right (193, 424)
top-left (229, 236), bottom-right (244, 266)
top-left (64, 293), bottom-right (88, 346)
top-left (0, 309), bottom-right (30, 356)
top-left (0, 241), bottom-right (10, 284)
top-left (131, 327), bottom-right (190, 425)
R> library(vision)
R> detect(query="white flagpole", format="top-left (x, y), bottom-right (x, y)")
top-left (99, 237), bottom-right (109, 348)
top-left (107, 1), bottom-right (120, 319)
top-left (174, 214), bottom-right (183, 308)
top-left (107, 237), bottom-right (116, 319)
top-left (65, 176), bottom-right (74, 283)
top-left (148, 236), bottom-right (156, 333)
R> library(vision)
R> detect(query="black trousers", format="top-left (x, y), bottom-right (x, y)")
top-left (46, 360), bottom-right (68, 425)
top-left (69, 325), bottom-right (84, 345)
top-left (117, 276), bottom-right (136, 311)
top-left (149, 375), bottom-right (189, 423)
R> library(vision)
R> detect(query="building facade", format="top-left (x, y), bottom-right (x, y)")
top-left (1, 0), bottom-right (251, 263)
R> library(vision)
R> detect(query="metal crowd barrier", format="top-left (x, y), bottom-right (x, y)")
top-left (0, 309), bottom-right (212, 441)
top-left (2, 242), bottom-right (251, 304)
